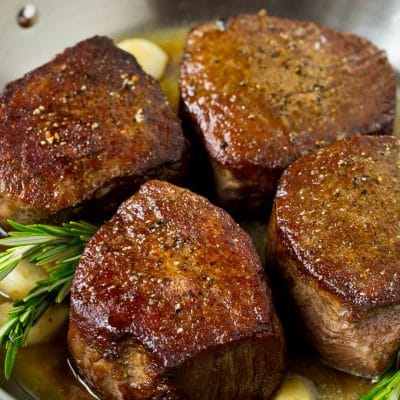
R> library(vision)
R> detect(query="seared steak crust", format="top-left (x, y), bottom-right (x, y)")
top-left (180, 13), bottom-right (396, 210)
top-left (267, 135), bottom-right (400, 377)
top-left (69, 180), bottom-right (284, 399)
top-left (0, 36), bottom-right (188, 227)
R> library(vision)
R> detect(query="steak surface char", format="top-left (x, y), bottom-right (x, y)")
top-left (0, 36), bottom-right (188, 227)
top-left (69, 180), bottom-right (285, 400)
top-left (180, 13), bottom-right (396, 210)
top-left (267, 135), bottom-right (400, 377)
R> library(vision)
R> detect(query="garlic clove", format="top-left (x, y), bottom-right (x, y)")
top-left (0, 259), bottom-right (47, 301)
top-left (0, 302), bottom-right (68, 346)
top-left (117, 38), bottom-right (168, 80)
top-left (273, 373), bottom-right (318, 400)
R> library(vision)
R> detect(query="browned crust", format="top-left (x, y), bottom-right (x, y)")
top-left (69, 180), bottom-right (285, 399)
top-left (179, 13), bottom-right (396, 209)
top-left (272, 135), bottom-right (400, 310)
top-left (0, 36), bottom-right (188, 226)
top-left (267, 135), bottom-right (400, 376)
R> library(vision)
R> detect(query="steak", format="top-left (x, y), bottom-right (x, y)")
top-left (69, 180), bottom-right (285, 400)
top-left (179, 13), bottom-right (396, 211)
top-left (0, 36), bottom-right (188, 228)
top-left (267, 135), bottom-right (400, 378)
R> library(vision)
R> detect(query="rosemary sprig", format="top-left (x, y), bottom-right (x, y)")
top-left (359, 360), bottom-right (400, 400)
top-left (0, 219), bottom-right (97, 379)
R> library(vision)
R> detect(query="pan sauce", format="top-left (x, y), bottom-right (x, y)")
top-left (1, 26), bottom-right (399, 400)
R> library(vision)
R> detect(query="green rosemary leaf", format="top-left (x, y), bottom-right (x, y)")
top-left (67, 226), bottom-right (94, 235)
top-left (0, 254), bottom-right (23, 281)
top-left (6, 220), bottom-right (44, 234)
top-left (48, 276), bottom-right (71, 292)
top-left (4, 331), bottom-right (22, 380)
top-left (34, 299), bottom-right (53, 322)
top-left (23, 243), bottom-right (52, 260)
top-left (78, 234), bottom-right (94, 242)
top-left (56, 277), bottom-right (73, 303)
top-left (0, 235), bottom-right (58, 246)
top-left (19, 308), bottom-right (33, 325)
top-left (21, 286), bottom-right (52, 302)
top-left (56, 254), bottom-right (83, 264)
top-left (68, 220), bottom-right (98, 232)
top-left (48, 268), bottom-right (74, 282)
top-left (33, 244), bottom-right (70, 264)
top-left (7, 231), bottom-right (55, 238)
top-left (48, 260), bottom-right (75, 273)
top-left (34, 225), bottom-right (70, 236)
top-left (34, 246), bottom-right (78, 265)
top-left (389, 386), bottom-right (400, 400)
top-left (0, 219), bottom-right (98, 379)
top-left (360, 370), bottom-right (400, 400)
top-left (0, 319), bottom-right (18, 346)
top-left (6, 305), bottom-right (25, 319)
top-left (21, 315), bottom-right (34, 346)
top-left (0, 245), bottom-right (34, 259)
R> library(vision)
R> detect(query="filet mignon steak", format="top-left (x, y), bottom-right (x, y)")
top-left (0, 36), bottom-right (188, 228)
top-left (267, 135), bottom-right (400, 378)
top-left (69, 180), bottom-right (285, 399)
top-left (180, 13), bottom-right (396, 210)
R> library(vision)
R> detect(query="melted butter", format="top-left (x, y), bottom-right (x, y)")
top-left (142, 27), bottom-right (189, 112)
top-left (287, 353), bottom-right (372, 400)
top-left (2, 27), bottom-right (398, 400)
top-left (5, 332), bottom-right (93, 399)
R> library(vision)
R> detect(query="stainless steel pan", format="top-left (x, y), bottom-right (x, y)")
top-left (0, 0), bottom-right (399, 398)
top-left (1, 0), bottom-right (399, 88)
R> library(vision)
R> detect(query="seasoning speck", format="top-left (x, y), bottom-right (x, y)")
top-left (33, 105), bottom-right (45, 115)
top-left (174, 303), bottom-right (182, 312)
top-left (135, 108), bottom-right (145, 123)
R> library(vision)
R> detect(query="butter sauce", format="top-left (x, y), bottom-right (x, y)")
top-left (1, 26), bottom-right (398, 400)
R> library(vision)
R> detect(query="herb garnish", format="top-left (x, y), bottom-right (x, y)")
top-left (0, 220), bottom-right (97, 379)
top-left (359, 360), bottom-right (400, 400)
